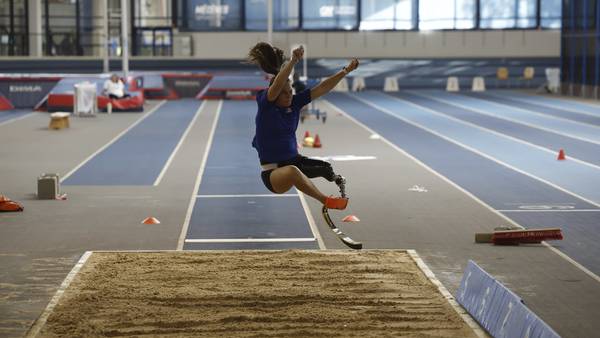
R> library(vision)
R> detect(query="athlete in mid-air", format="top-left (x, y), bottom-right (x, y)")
top-left (248, 42), bottom-right (359, 210)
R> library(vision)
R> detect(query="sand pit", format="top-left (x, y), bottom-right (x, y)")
top-left (32, 250), bottom-right (480, 337)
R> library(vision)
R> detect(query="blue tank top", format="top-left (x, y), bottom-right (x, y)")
top-left (252, 88), bottom-right (312, 163)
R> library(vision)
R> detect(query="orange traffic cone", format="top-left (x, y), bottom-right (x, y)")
top-left (313, 134), bottom-right (322, 148)
top-left (0, 195), bottom-right (23, 212)
top-left (342, 215), bottom-right (360, 222)
top-left (557, 149), bottom-right (566, 161)
top-left (142, 217), bottom-right (160, 224)
top-left (304, 131), bottom-right (310, 138)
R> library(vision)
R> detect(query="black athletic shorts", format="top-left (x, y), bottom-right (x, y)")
top-left (260, 155), bottom-right (335, 193)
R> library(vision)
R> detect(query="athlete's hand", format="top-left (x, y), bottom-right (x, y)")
top-left (291, 46), bottom-right (304, 63)
top-left (344, 58), bottom-right (359, 73)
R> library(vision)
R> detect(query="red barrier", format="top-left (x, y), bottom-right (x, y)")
top-left (0, 94), bottom-right (14, 110)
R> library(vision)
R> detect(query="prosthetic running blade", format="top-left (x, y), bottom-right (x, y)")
top-left (322, 206), bottom-right (362, 250)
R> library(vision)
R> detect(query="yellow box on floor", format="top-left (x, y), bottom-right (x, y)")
top-left (48, 112), bottom-right (70, 130)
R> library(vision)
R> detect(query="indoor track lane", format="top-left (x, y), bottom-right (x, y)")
top-left (182, 100), bottom-right (319, 250)
top-left (394, 91), bottom-right (600, 167)
top-left (326, 92), bottom-right (600, 277)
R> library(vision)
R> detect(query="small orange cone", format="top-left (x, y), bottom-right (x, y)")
top-left (313, 134), bottom-right (322, 148)
top-left (0, 200), bottom-right (23, 212)
top-left (142, 217), bottom-right (160, 224)
top-left (342, 215), bottom-right (360, 222)
top-left (557, 149), bottom-right (566, 160)
top-left (304, 131), bottom-right (310, 138)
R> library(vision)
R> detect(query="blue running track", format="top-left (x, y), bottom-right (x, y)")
top-left (63, 99), bottom-right (201, 185)
top-left (183, 100), bottom-right (318, 250)
top-left (414, 90), bottom-right (600, 144)
top-left (394, 91), bottom-right (600, 167)
top-left (501, 91), bottom-right (600, 117)
top-left (358, 91), bottom-right (600, 204)
top-left (466, 92), bottom-right (600, 127)
top-left (0, 110), bottom-right (32, 125)
top-left (326, 92), bottom-right (600, 276)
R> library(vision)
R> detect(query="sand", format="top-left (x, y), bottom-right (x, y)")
top-left (37, 250), bottom-right (478, 337)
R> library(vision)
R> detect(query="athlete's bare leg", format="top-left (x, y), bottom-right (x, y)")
top-left (269, 165), bottom-right (327, 203)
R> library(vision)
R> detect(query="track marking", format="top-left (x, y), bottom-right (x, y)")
top-left (154, 100), bottom-right (207, 186)
top-left (408, 250), bottom-right (487, 338)
top-left (499, 209), bottom-right (600, 213)
top-left (388, 92), bottom-right (600, 171)
top-left (353, 93), bottom-right (600, 208)
top-left (185, 238), bottom-right (316, 243)
top-left (323, 99), bottom-right (600, 284)
top-left (196, 194), bottom-right (298, 198)
top-left (297, 190), bottom-right (326, 249)
top-left (60, 100), bottom-right (167, 183)
top-left (410, 90), bottom-right (600, 146)
top-left (25, 251), bottom-right (93, 338)
top-left (0, 112), bottom-right (36, 127)
top-left (177, 100), bottom-right (222, 251)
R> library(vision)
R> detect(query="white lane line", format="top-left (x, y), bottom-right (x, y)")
top-left (466, 91), bottom-right (600, 129)
top-left (410, 90), bottom-right (600, 146)
top-left (185, 238), bottom-right (316, 243)
top-left (353, 93), bottom-right (600, 208)
top-left (154, 100), bottom-right (207, 186)
top-left (390, 92), bottom-right (600, 171)
top-left (25, 251), bottom-right (93, 338)
top-left (499, 209), bottom-right (600, 213)
top-left (297, 190), bottom-right (326, 250)
top-left (177, 100), bottom-right (222, 251)
top-left (0, 112), bottom-right (36, 127)
top-left (323, 98), bottom-right (600, 284)
top-left (60, 100), bottom-right (167, 183)
top-left (407, 250), bottom-right (487, 338)
top-left (196, 194), bottom-right (298, 198)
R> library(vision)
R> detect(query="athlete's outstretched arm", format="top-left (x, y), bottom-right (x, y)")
top-left (310, 58), bottom-right (359, 100)
top-left (267, 46), bottom-right (304, 102)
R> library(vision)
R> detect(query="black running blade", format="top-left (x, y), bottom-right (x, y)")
top-left (341, 237), bottom-right (363, 250)
top-left (322, 206), bottom-right (362, 250)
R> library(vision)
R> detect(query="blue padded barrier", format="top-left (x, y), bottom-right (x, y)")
top-left (457, 260), bottom-right (560, 338)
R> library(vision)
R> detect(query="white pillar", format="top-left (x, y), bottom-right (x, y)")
top-left (121, 0), bottom-right (129, 77)
top-left (303, 45), bottom-right (307, 80)
top-left (267, 0), bottom-right (273, 44)
top-left (28, 0), bottom-right (43, 57)
top-left (102, 0), bottom-right (109, 72)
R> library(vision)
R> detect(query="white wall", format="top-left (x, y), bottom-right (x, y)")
top-left (184, 30), bottom-right (560, 59)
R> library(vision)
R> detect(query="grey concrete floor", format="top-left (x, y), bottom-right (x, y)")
top-left (0, 100), bottom-right (219, 337)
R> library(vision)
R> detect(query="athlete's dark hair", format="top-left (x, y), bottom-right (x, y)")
top-left (247, 42), bottom-right (285, 76)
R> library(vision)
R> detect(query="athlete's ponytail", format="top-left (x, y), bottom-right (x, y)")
top-left (247, 42), bottom-right (285, 76)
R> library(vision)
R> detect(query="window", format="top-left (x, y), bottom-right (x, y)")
top-left (0, 0), bottom-right (28, 56)
top-left (419, 0), bottom-right (475, 30)
top-left (245, 0), bottom-right (299, 30)
top-left (480, 0), bottom-right (537, 29)
top-left (184, 0), bottom-right (242, 31)
top-left (177, 0), bottom-right (561, 32)
top-left (540, 0), bottom-right (561, 28)
top-left (43, 0), bottom-right (79, 56)
top-left (359, 0), bottom-right (413, 30)
top-left (302, 0), bottom-right (358, 30)
top-left (134, 0), bottom-right (172, 27)
top-left (576, 0), bottom-right (596, 29)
